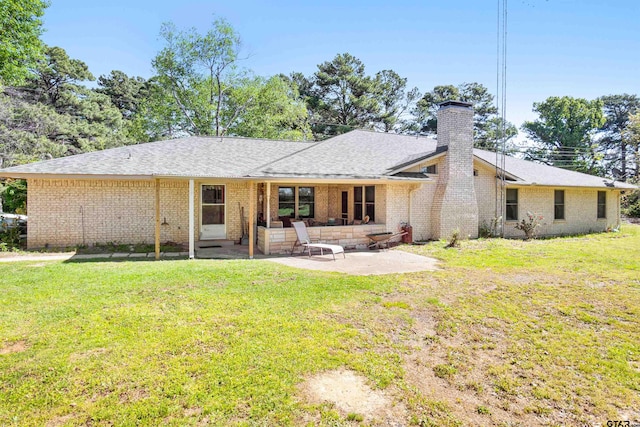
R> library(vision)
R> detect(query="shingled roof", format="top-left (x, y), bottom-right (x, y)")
top-left (249, 130), bottom-right (437, 179)
top-left (0, 130), bottom-right (635, 189)
top-left (0, 136), bottom-right (313, 179)
top-left (473, 149), bottom-right (636, 189)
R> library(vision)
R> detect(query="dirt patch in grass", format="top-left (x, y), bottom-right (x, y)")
top-left (44, 414), bottom-right (74, 427)
top-left (299, 368), bottom-right (407, 424)
top-left (68, 347), bottom-right (109, 362)
top-left (403, 306), bottom-right (545, 426)
top-left (0, 340), bottom-right (28, 355)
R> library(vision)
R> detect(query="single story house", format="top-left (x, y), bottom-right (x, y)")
top-left (0, 101), bottom-right (635, 258)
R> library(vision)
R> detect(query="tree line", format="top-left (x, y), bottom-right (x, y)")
top-left (0, 4), bottom-right (638, 213)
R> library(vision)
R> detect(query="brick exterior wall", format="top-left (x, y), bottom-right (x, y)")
top-left (474, 161), bottom-right (499, 233)
top-left (25, 169), bottom-right (624, 250)
top-left (27, 179), bottom-right (189, 249)
top-left (259, 224), bottom-right (387, 255)
top-left (503, 187), bottom-right (621, 238)
top-left (404, 157), bottom-right (442, 241)
top-left (430, 103), bottom-right (479, 239)
top-left (384, 183), bottom-right (414, 233)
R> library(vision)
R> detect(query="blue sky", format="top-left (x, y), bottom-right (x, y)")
top-left (41, 0), bottom-right (639, 135)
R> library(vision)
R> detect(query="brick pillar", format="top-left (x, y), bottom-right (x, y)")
top-left (430, 101), bottom-right (479, 239)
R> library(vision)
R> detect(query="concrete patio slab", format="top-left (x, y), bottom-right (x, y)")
top-left (112, 252), bottom-right (130, 258)
top-left (263, 250), bottom-right (439, 275)
top-left (163, 252), bottom-right (184, 257)
top-left (128, 253), bottom-right (148, 258)
top-left (71, 253), bottom-right (112, 260)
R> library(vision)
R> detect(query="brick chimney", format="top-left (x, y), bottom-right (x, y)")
top-left (430, 101), bottom-right (479, 239)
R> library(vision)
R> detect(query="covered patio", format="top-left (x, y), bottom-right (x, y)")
top-left (253, 181), bottom-right (405, 255)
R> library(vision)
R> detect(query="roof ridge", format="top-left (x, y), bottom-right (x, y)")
top-left (244, 139), bottom-right (324, 176)
top-left (342, 129), bottom-right (437, 141)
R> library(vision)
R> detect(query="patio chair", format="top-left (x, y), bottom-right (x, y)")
top-left (291, 221), bottom-right (345, 261)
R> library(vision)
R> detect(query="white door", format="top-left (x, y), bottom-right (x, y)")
top-left (200, 184), bottom-right (226, 239)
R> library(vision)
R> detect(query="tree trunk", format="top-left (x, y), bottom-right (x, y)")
top-left (216, 74), bottom-right (222, 136)
top-left (621, 141), bottom-right (627, 180)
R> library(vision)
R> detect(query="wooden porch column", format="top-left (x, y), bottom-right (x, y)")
top-left (188, 179), bottom-right (195, 259)
top-left (154, 178), bottom-right (160, 260)
top-left (266, 182), bottom-right (271, 228)
top-left (249, 181), bottom-right (255, 259)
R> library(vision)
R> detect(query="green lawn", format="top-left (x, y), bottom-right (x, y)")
top-left (1, 226), bottom-right (639, 426)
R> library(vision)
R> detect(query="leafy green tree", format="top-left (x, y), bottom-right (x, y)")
top-left (0, 0), bottom-right (47, 86)
top-left (0, 179), bottom-right (27, 213)
top-left (412, 83), bottom-right (506, 147)
top-left (311, 53), bottom-right (378, 137)
top-left (623, 111), bottom-right (640, 180)
top-left (134, 77), bottom-right (185, 140)
top-left (522, 96), bottom-right (605, 174)
top-left (480, 116), bottom-right (518, 152)
top-left (0, 89), bottom-right (69, 166)
top-left (97, 70), bottom-right (147, 118)
top-left (290, 56), bottom-right (419, 138)
top-left (27, 46), bottom-right (94, 108)
top-left (373, 69), bottom-right (420, 133)
top-left (0, 47), bottom-right (129, 167)
top-left (599, 94), bottom-right (640, 180)
top-left (225, 76), bottom-right (310, 140)
top-left (96, 70), bottom-right (161, 142)
top-left (152, 19), bottom-right (242, 136)
top-left (152, 20), bottom-right (310, 139)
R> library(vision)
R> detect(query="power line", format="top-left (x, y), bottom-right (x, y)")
top-left (495, 0), bottom-right (508, 236)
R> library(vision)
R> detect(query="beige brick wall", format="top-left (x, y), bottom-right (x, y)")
top-left (28, 177), bottom-right (619, 250)
top-left (27, 178), bottom-right (260, 249)
top-left (474, 160), bottom-right (499, 233)
top-left (374, 184), bottom-right (386, 224)
top-left (408, 183), bottom-right (435, 241)
top-left (194, 181), bottom-right (252, 243)
top-left (431, 104), bottom-right (479, 239)
top-left (385, 183), bottom-right (415, 234)
top-left (27, 179), bottom-right (189, 249)
top-left (503, 187), bottom-right (621, 238)
top-left (404, 158), bottom-right (442, 241)
top-left (260, 224), bottom-right (387, 255)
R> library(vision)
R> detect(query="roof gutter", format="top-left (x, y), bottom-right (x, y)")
top-left (385, 150), bottom-right (448, 175)
top-left (504, 182), bottom-right (633, 190)
top-left (0, 172), bottom-right (155, 181)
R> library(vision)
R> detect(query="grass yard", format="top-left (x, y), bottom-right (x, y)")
top-left (1, 225), bottom-right (639, 426)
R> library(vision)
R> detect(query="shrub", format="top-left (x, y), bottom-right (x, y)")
top-left (0, 222), bottom-right (22, 249)
top-left (446, 228), bottom-right (460, 248)
top-left (0, 179), bottom-right (27, 214)
top-left (479, 216), bottom-right (502, 238)
top-left (514, 212), bottom-right (543, 240)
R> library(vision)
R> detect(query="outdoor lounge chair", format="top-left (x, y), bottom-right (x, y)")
top-left (291, 221), bottom-right (345, 261)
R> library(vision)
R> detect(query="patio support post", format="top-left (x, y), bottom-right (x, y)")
top-left (154, 178), bottom-right (160, 260)
top-left (188, 179), bottom-right (195, 259)
top-left (266, 182), bottom-right (271, 228)
top-left (249, 181), bottom-right (255, 259)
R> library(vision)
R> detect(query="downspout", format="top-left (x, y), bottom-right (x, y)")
top-left (408, 184), bottom-right (420, 228)
top-left (188, 179), bottom-right (195, 259)
top-left (154, 178), bottom-right (161, 260)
